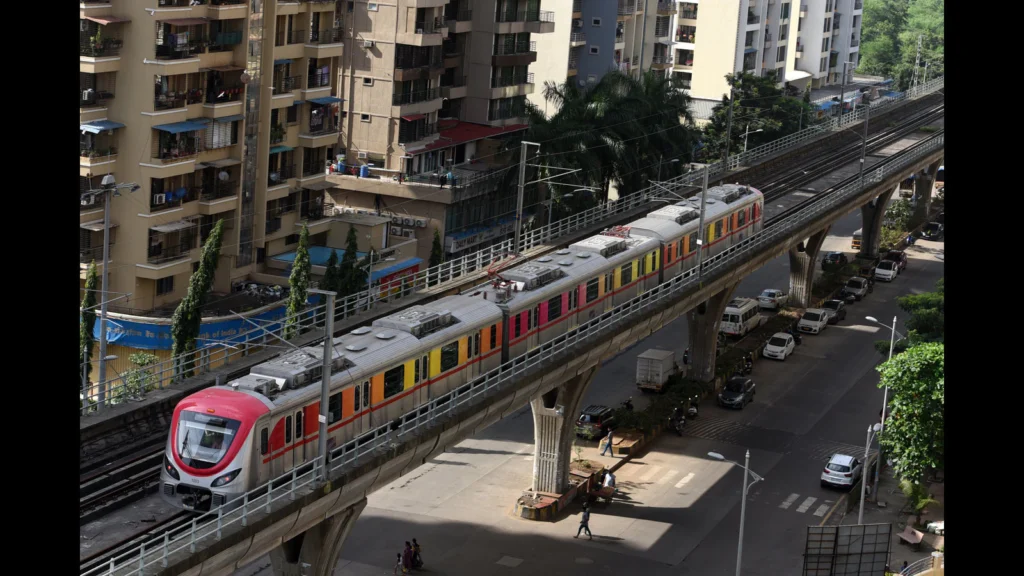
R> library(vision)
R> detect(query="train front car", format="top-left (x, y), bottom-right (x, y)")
top-left (160, 387), bottom-right (271, 512)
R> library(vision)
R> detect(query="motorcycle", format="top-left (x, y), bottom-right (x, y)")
top-left (622, 397), bottom-right (634, 412)
top-left (669, 413), bottom-right (685, 436)
top-left (687, 397), bottom-right (699, 419)
top-left (788, 329), bottom-right (803, 345)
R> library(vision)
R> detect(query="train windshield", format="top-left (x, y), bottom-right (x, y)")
top-left (176, 410), bottom-right (242, 470)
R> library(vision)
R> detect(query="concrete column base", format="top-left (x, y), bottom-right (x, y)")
top-left (269, 498), bottom-right (367, 576)
top-left (531, 366), bottom-right (599, 494)
top-left (788, 225), bottom-right (831, 309)
top-left (859, 186), bottom-right (897, 259)
top-left (687, 283), bottom-right (739, 383)
top-left (912, 159), bottom-right (941, 226)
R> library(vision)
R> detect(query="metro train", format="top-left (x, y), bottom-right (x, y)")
top-left (160, 184), bottom-right (763, 511)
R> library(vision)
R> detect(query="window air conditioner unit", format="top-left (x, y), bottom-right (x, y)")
top-left (363, 40), bottom-right (375, 48)
top-left (357, 151), bottom-right (368, 159)
top-left (153, 194), bottom-right (166, 205)
top-left (415, 219), bottom-right (426, 228)
top-left (81, 195), bottom-right (95, 206)
top-left (403, 217), bottom-right (414, 226)
top-left (392, 216), bottom-right (403, 224)
top-left (391, 226), bottom-right (404, 236)
top-left (416, 28), bottom-right (424, 34)
top-left (402, 229), bottom-right (415, 238)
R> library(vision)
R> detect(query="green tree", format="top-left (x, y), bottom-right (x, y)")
top-left (171, 220), bottom-right (225, 378)
top-left (858, 0), bottom-right (910, 77)
top-left (702, 72), bottom-right (814, 159)
top-left (877, 342), bottom-right (944, 482)
top-left (894, 0), bottom-right (944, 89)
top-left (284, 224), bottom-right (311, 340)
top-left (322, 249), bottom-right (341, 294)
top-left (339, 224), bottom-right (366, 295)
top-left (429, 228), bottom-right (444, 267)
top-left (884, 198), bottom-right (914, 231)
top-left (80, 261), bottom-right (99, 389)
top-left (873, 278), bottom-right (943, 356)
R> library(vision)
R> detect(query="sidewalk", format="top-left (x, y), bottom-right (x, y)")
top-left (838, 464), bottom-right (945, 571)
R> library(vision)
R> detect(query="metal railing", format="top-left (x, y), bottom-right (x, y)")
top-left (309, 27), bottom-right (343, 45)
top-left (277, 29), bottom-right (307, 46)
top-left (495, 40), bottom-right (537, 55)
top-left (855, 1), bottom-right (863, 9)
top-left (80, 245), bottom-right (112, 264)
top-left (488, 106), bottom-right (526, 121)
top-left (200, 181), bottom-right (238, 202)
top-left (304, 120), bottom-right (339, 137)
top-left (680, 10), bottom-right (698, 19)
top-left (497, 9), bottom-right (554, 23)
top-left (398, 121), bottom-right (438, 144)
top-left (79, 76), bottom-right (944, 414)
top-left (617, 1), bottom-right (636, 16)
top-left (273, 75), bottom-right (300, 93)
top-left (900, 554), bottom-right (943, 576)
top-left (414, 18), bottom-right (444, 34)
top-left (147, 242), bottom-right (195, 265)
top-left (82, 129), bottom-right (945, 576)
top-left (80, 39), bottom-right (123, 57)
top-left (569, 58), bottom-right (580, 71)
top-left (491, 73), bottom-right (534, 88)
top-left (302, 161), bottom-right (328, 177)
top-left (206, 84), bottom-right (244, 104)
top-left (270, 124), bottom-right (287, 144)
top-left (747, 10), bottom-right (760, 24)
top-left (265, 218), bottom-right (282, 234)
top-left (652, 54), bottom-right (673, 66)
top-left (392, 87), bottom-right (440, 106)
top-left (570, 32), bottom-right (586, 43)
top-left (573, 0), bottom-right (582, 13)
top-left (307, 73), bottom-right (331, 89)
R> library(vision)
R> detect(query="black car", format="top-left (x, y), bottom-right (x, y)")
top-left (821, 251), bottom-right (849, 271)
top-left (576, 405), bottom-right (617, 439)
top-left (922, 222), bottom-right (944, 239)
top-left (718, 377), bottom-right (755, 410)
top-left (884, 250), bottom-right (908, 273)
top-left (821, 299), bottom-right (847, 324)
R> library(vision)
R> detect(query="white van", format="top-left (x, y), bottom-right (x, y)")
top-left (720, 298), bottom-right (764, 337)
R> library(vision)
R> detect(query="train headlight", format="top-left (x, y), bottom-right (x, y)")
top-left (164, 455), bottom-right (180, 480)
top-left (211, 468), bottom-right (242, 488)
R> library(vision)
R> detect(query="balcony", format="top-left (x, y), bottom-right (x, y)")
top-left (573, 0), bottom-right (582, 17)
top-left (398, 120), bottom-right (439, 145)
top-left (394, 47), bottom-right (444, 81)
top-left (80, 243), bottom-right (115, 266)
top-left (272, 75), bottom-right (301, 96)
top-left (617, 61), bottom-right (630, 74)
top-left (495, 9), bottom-right (555, 34)
top-left (651, 54), bottom-right (673, 69)
top-left (199, 180), bottom-right (239, 214)
top-left (440, 75), bottom-right (468, 100)
top-left (615, 31), bottom-right (625, 45)
top-left (679, 8), bottom-right (698, 21)
top-left (570, 32), bottom-right (586, 47)
top-left (764, 33), bottom-right (773, 47)
top-left (676, 26), bottom-right (696, 44)
top-left (448, 8), bottom-right (473, 33)
top-left (80, 85), bottom-right (115, 111)
top-left (276, 28), bottom-right (308, 47)
top-left (796, 43), bottom-right (804, 57)
top-left (568, 57), bottom-right (579, 76)
top-left (80, 30), bottom-right (124, 75)
top-left (656, 2), bottom-right (674, 15)
top-left (854, 1), bottom-right (863, 10)
top-left (397, 17), bottom-right (447, 47)
top-left (146, 238), bottom-right (195, 267)
top-left (266, 217), bottom-right (283, 235)
top-left (300, 119), bottom-right (340, 148)
top-left (850, 35), bottom-right (860, 48)
top-left (747, 10), bottom-right (760, 25)
top-left (800, 4), bottom-right (808, 17)
top-left (493, 39), bottom-right (538, 66)
top-left (654, 20), bottom-right (672, 40)
top-left (491, 73), bottom-right (534, 98)
top-left (209, 29), bottom-right (243, 52)
top-left (488, 106), bottom-right (525, 126)
top-left (306, 26), bottom-right (344, 59)
top-left (268, 164), bottom-right (296, 188)
top-left (617, 1), bottom-right (636, 17)
top-left (151, 185), bottom-right (199, 213)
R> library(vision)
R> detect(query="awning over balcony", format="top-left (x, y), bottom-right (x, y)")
top-left (202, 65), bottom-right (246, 72)
top-left (743, 47), bottom-right (758, 54)
top-left (274, 59), bottom-right (293, 65)
top-left (80, 220), bottom-right (119, 232)
top-left (151, 219), bottom-right (198, 233)
top-left (197, 158), bottom-right (242, 169)
top-left (401, 114), bottom-right (426, 122)
top-left (309, 96), bottom-right (343, 105)
top-left (270, 145), bottom-right (294, 154)
top-left (207, 114), bottom-right (245, 123)
top-left (154, 120), bottom-right (208, 134)
top-left (164, 18), bottom-right (210, 26)
top-left (785, 70), bottom-right (812, 82)
top-left (302, 180), bottom-right (336, 191)
top-left (656, 38), bottom-right (674, 45)
top-left (84, 15), bottom-right (132, 25)
top-left (80, 120), bottom-right (126, 134)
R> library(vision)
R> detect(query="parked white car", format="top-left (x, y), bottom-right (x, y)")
top-left (821, 454), bottom-right (863, 489)
top-left (757, 289), bottom-right (789, 310)
top-left (797, 309), bottom-right (829, 334)
top-left (762, 333), bottom-right (796, 361)
top-left (874, 260), bottom-right (899, 282)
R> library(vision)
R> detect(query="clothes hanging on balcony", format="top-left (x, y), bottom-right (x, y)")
top-left (319, 66), bottom-right (329, 86)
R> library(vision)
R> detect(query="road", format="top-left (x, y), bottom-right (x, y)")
top-left (229, 200), bottom-right (944, 575)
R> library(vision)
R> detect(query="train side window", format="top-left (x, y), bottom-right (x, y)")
top-left (260, 428), bottom-right (268, 455)
top-left (362, 381), bottom-right (369, 407)
top-left (490, 324), bottom-right (497, 347)
top-left (328, 393), bottom-right (342, 424)
top-left (473, 333), bottom-right (480, 357)
top-left (586, 278), bottom-right (599, 303)
top-left (639, 256), bottom-right (647, 276)
top-left (421, 357), bottom-right (428, 381)
top-left (285, 416), bottom-right (293, 443)
top-left (532, 307), bottom-right (539, 328)
top-left (568, 290), bottom-right (577, 310)
top-left (688, 233), bottom-right (697, 253)
top-left (513, 314), bottom-right (521, 338)
top-left (354, 384), bottom-right (360, 410)
top-left (548, 295), bottom-right (562, 321)
top-left (414, 358), bottom-right (421, 382)
top-left (714, 220), bottom-right (723, 238)
top-left (295, 411), bottom-right (303, 438)
top-left (738, 208), bottom-right (747, 227)
top-left (441, 341), bottom-right (459, 372)
top-left (621, 263), bottom-right (633, 284)
top-left (383, 365), bottom-right (404, 398)
top-left (604, 274), bottom-right (612, 293)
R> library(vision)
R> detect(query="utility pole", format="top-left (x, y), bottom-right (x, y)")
top-left (723, 82), bottom-right (736, 171)
top-left (837, 61), bottom-right (849, 126)
top-left (923, 61), bottom-right (929, 85)
top-left (858, 103), bottom-right (870, 189)
top-left (696, 166), bottom-right (709, 281)
top-left (798, 106), bottom-right (803, 132)
top-left (910, 34), bottom-right (922, 91)
top-left (309, 288), bottom-right (336, 481)
top-left (638, 0), bottom-right (650, 75)
top-left (513, 141), bottom-right (540, 256)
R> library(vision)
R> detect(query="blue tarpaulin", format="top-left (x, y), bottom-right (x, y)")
top-left (309, 96), bottom-right (343, 105)
top-left (371, 258), bottom-right (423, 283)
top-left (210, 114), bottom-right (245, 123)
top-left (270, 145), bottom-right (294, 154)
top-left (154, 120), bottom-right (208, 134)
top-left (80, 120), bottom-right (125, 134)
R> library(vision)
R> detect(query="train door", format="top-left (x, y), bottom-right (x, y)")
top-left (292, 409), bottom-right (306, 467)
top-left (566, 290), bottom-right (578, 331)
top-left (420, 354), bottom-right (430, 398)
top-left (358, 380), bottom-right (371, 430)
top-left (256, 424), bottom-right (270, 484)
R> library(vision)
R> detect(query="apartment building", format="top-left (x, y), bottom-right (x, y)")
top-left (80, 0), bottom-right (352, 316)
top-left (528, 0), bottom-right (618, 117)
top-left (324, 0), bottom-right (555, 262)
top-left (793, 0), bottom-right (863, 88)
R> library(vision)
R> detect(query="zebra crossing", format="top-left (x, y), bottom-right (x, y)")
top-left (680, 416), bottom-right (796, 453)
top-left (799, 438), bottom-right (879, 464)
top-left (777, 493), bottom-right (834, 518)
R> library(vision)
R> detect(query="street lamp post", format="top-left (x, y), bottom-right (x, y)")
top-left (709, 451), bottom-right (765, 576)
top-left (858, 423), bottom-right (883, 524)
top-left (865, 315), bottom-right (901, 495)
top-left (837, 60), bottom-right (856, 126)
top-left (696, 165), bottom-right (710, 281)
top-left (742, 125), bottom-right (763, 154)
top-left (657, 157), bottom-right (680, 182)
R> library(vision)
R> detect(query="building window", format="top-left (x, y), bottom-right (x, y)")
top-left (781, 2), bottom-right (791, 19)
top-left (592, 17), bottom-right (602, 27)
top-left (798, 17), bottom-right (803, 32)
top-left (586, 278), bottom-right (599, 303)
top-left (360, 113), bottom-right (371, 122)
top-left (328, 392), bottom-right (341, 423)
top-left (367, 2), bottom-right (378, 11)
top-left (621, 263), bottom-right (633, 285)
top-left (285, 233), bottom-right (300, 245)
top-left (589, 45), bottom-right (599, 55)
top-left (824, 18), bottom-right (831, 33)
top-left (287, 104), bottom-right (299, 124)
top-left (362, 77), bottom-right (373, 86)
top-left (777, 45), bottom-right (786, 62)
top-left (822, 38), bottom-right (829, 52)
top-left (820, 56), bottom-right (828, 73)
top-left (156, 276), bottom-right (174, 295)
top-left (779, 25), bottom-right (788, 41)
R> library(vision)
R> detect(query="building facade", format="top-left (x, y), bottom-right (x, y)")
top-left (793, 0), bottom-right (862, 88)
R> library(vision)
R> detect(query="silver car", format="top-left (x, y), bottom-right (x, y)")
top-left (842, 277), bottom-right (869, 301)
top-left (821, 454), bottom-right (863, 488)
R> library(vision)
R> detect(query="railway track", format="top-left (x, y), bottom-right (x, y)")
top-left (80, 448), bottom-right (164, 526)
top-left (80, 510), bottom-right (193, 576)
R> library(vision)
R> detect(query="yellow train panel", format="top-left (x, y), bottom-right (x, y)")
top-left (429, 348), bottom-right (441, 378)
top-left (613, 267), bottom-right (622, 290)
top-left (403, 359), bottom-right (416, 390)
top-left (458, 337), bottom-right (468, 365)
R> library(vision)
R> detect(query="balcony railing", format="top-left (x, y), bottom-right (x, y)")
top-left (617, 2), bottom-right (636, 16)
top-left (209, 30), bottom-right (243, 52)
top-left (491, 73), bottom-right (534, 88)
top-left (304, 201), bottom-right (335, 222)
top-left (265, 218), bottom-right (282, 235)
top-left (488, 106), bottom-right (525, 122)
top-left (273, 76), bottom-right (300, 93)
top-left (151, 188), bottom-right (198, 212)
top-left (277, 29), bottom-right (307, 46)
top-left (676, 27), bottom-right (696, 42)
top-left (617, 61), bottom-right (630, 73)
top-left (396, 51), bottom-right (443, 69)
top-left (270, 124), bottom-right (287, 144)
top-left (392, 87), bottom-right (440, 106)
top-left (207, 84), bottom-right (244, 104)
top-left (268, 164), bottom-right (296, 186)
top-left (157, 138), bottom-right (202, 162)
top-left (615, 32), bottom-right (625, 43)
top-left (398, 121), bottom-right (438, 144)
top-left (80, 38), bottom-right (123, 58)
top-left (302, 161), bottom-right (328, 177)
top-left (568, 58), bottom-right (579, 71)
top-left (654, 24), bottom-right (671, 38)
top-left (680, 9), bottom-right (698, 19)
top-left (656, 2), bottom-right (673, 13)
top-left (456, 9), bottom-right (472, 21)
top-left (211, 0), bottom-right (247, 5)
top-left (80, 244), bottom-right (114, 264)
top-left (652, 54), bottom-right (673, 66)
top-left (495, 40), bottom-right (537, 55)
top-left (80, 89), bottom-right (115, 107)
top-left (570, 32), bottom-right (586, 44)
top-left (414, 18), bottom-right (445, 34)
top-left (573, 0), bottom-right (582, 13)
top-left (81, 145), bottom-right (119, 159)
top-left (200, 181), bottom-right (238, 202)
top-left (854, 1), bottom-right (863, 9)
top-left (747, 10), bottom-right (760, 24)
top-left (497, 9), bottom-right (554, 23)
top-left (156, 35), bottom-right (208, 60)
top-left (439, 76), bottom-right (467, 98)
top-left (307, 73), bottom-right (332, 89)
top-left (309, 27), bottom-right (344, 44)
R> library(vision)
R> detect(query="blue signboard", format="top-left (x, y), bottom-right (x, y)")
top-left (90, 297), bottom-right (320, 350)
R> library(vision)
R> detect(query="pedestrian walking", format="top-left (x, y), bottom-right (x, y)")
top-left (682, 348), bottom-right (689, 365)
top-left (901, 560), bottom-right (909, 574)
top-left (402, 541), bottom-right (414, 571)
top-left (394, 552), bottom-right (405, 575)
top-left (574, 503), bottom-right (593, 540)
top-left (600, 429), bottom-right (614, 457)
top-left (412, 538), bottom-right (423, 568)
